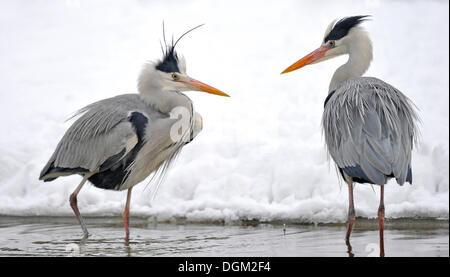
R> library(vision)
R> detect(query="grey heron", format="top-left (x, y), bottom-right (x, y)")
top-left (39, 25), bottom-right (229, 239)
top-left (281, 16), bottom-right (419, 257)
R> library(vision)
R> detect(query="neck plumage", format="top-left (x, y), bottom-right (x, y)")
top-left (329, 29), bottom-right (373, 93)
top-left (137, 64), bottom-right (192, 114)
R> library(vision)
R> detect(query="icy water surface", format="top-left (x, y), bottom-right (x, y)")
top-left (0, 216), bottom-right (447, 257)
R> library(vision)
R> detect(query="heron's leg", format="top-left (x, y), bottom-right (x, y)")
top-left (344, 175), bottom-right (355, 257)
top-left (123, 188), bottom-right (133, 237)
top-left (69, 173), bottom-right (93, 238)
top-left (378, 185), bottom-right (385, 257)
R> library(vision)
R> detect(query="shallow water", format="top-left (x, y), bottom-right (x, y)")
top-left (0, 216), bottom-right (447, 257)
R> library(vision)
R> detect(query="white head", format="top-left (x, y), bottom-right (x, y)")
top-left (281, 16), bottom-right (373, 86)
top-left (138, 25), bottom-right (229, 112)
top-left (138, 48), bottom-right (228, 96)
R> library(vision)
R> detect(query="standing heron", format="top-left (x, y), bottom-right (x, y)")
top-left (39, 25), bottom-right (229, 239)
top-left (281, 16), bottom-right (419, 257)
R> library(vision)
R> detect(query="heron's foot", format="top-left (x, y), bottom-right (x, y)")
top-left (345, 238), bottom-right (354, 257)
top-left (76, 232), bottom-right (89, 248)
top-left (378, 209), bottom-right (385, 257)
top-left (345, 213), bottom-right (355, 257)
top-left (123, 211), bottom-right (130, 237)
top-left (124, 228), bottom-right (130, 243)
top-left (378, 228), bottom-right (385, 257)
top-left (378, 191), bottom-right (385, 257)
top-left (80, 231), bottom-right (90, 242)
top-left (124, 233), bottom-right (130, 246)
top-left (345, 215), bottom-right (355, 241)
top-left (124, 234), bottom-right (132, 257)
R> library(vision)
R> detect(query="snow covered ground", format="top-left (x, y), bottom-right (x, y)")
top-left (0, 0), bottom-right (448, 223)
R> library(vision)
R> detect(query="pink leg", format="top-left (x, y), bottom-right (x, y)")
top-left (345, 179), bottom-right (356, 257)
top-left (378, 185), bottom-right (385, 257)
top-left (123, 188), bottom-right (133, 238)
top-left (69, 174), bottom-right (93, 238)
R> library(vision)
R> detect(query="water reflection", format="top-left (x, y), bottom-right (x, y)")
top-left (0, 217), bottom-right (447, 257)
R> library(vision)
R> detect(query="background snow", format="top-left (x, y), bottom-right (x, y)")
top-left (0, 0), bottom-right (448, 223)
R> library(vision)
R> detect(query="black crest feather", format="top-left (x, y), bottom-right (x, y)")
top-left (156, 46), bottom-right (180, 73)
top-left (155, 23), bottom-right (205, 73)
top-left (324, 15), bottom-right (370, 43)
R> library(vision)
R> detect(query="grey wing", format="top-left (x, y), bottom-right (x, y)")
top-left (322, 77), bottom-right (418, 185)
top-left (39, 97), bottom-right (144, 181)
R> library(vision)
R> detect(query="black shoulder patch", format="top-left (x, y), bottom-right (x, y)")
top-left (88, 111), bottom-right (149, 191)
top-left (129, 111), bottom-right (148, 140)
top-left (324, 90), bottom-right (336, 108)
top-left (155, 47), bottom-right (180, 73)
top-left (324, 15), bottom-right (369, 43)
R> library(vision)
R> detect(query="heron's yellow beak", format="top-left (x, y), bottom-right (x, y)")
top-left (182, 78), bottom-right (230, 97)
top-left (281, 45), bottom-right (330, 74)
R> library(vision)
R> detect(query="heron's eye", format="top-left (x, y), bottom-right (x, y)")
top-left (171, 73), bottom-right (180, 80)
top-left (328, 41), bottom-right (336, 48)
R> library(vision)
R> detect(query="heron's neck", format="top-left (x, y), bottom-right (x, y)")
top-left (138, 65), bottom-right (193, 114)
top-left (329, 30), bottom-right (373, 93)
top-left (140, 87), bottom-right (192, 115)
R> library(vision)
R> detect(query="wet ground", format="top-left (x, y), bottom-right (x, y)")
top-left (0, 216), bottom-right (447, 257)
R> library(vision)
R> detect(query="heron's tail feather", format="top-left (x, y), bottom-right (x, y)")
top-left (39, 161), bottom-right (89, 182)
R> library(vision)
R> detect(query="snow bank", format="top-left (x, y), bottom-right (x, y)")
top-left (0, 0), bottom-right (448, 223)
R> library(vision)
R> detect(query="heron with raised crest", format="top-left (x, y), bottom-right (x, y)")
top-left (39, 25), bottom-right (229, 239)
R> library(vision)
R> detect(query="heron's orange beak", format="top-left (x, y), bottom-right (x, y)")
top-left (281, 45), bottom-right (330, 74)
top-left (182, 78), bottom-right (230, 97)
